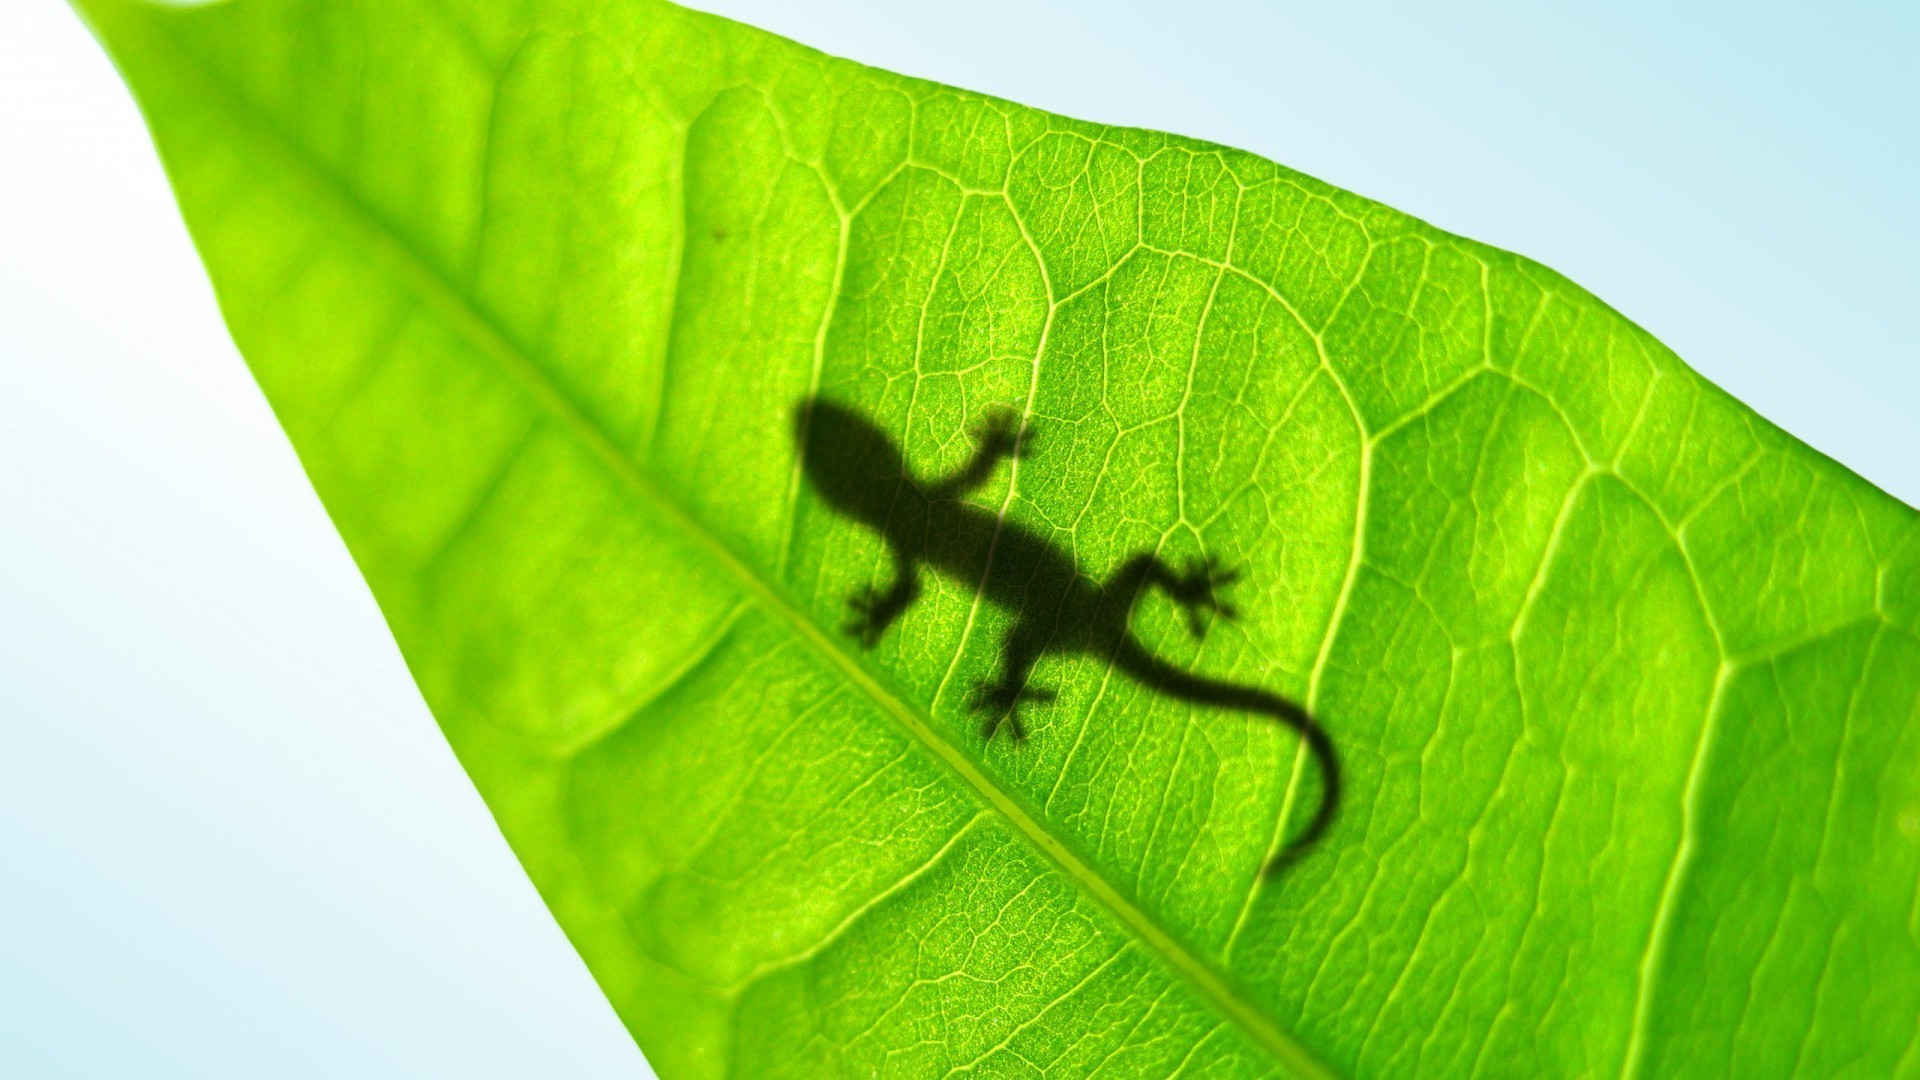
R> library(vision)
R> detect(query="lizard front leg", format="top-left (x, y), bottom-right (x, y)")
top-left (923, 408), bottom-right (1035, 502)
top-left (845, 546), bottom-right (921, 649)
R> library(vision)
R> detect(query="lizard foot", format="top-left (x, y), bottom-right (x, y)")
top-left (973, 408), bottom-right (1037, 462)
top-left (843, 589), bottom-right (895, 649)
top-left (970, 679), bottom-right (1055, 743)
top-left (1170, 557), bottom-right (1241, 638)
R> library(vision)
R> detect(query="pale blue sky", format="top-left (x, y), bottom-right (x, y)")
top-left (2, 2), bottom-right (1912, 1077)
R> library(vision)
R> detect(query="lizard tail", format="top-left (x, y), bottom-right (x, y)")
top-left (1114, 639), bottom-right (1340, 876)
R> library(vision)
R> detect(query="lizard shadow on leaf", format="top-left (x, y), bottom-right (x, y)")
top-left (794, 397), bottom-right (1341, 876)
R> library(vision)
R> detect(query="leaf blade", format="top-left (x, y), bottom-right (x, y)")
top-left (76, 0), bottom-right (1920, 1075)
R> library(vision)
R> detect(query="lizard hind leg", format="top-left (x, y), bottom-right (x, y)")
top-left (1170, 556), bottom-right (1241, 637)
top-left (969, 621), bottom-right (1052, 743)
top-left (1110, 553), bottom-right (1241, 639)
top-left (970, 680), bottom-right (1055, 743)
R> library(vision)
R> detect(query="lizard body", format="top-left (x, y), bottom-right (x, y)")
top-left (796, 399), bottom-right (1339, 872)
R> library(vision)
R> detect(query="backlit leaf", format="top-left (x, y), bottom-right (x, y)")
top-left (77, 0), bottom-right (1920, 1074)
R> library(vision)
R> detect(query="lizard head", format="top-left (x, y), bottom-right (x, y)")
top-left (795, 398), bottom-right (906, 529)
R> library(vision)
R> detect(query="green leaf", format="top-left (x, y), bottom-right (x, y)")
top-left (77, 0), bottom-right (1920, 1074)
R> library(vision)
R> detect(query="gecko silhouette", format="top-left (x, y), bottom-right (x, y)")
top-left (795, 398), bottom-right (1341, 873)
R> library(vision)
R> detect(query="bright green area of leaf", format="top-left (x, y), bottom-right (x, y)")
top-left (77, 0), bottom-right (1920, 1074)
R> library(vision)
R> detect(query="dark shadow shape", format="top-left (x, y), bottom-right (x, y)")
top-left (794, 397), bottom-right (1341, 875)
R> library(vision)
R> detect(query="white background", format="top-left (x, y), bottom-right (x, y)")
top-left (2, 1), bottom-right (1912, 1075)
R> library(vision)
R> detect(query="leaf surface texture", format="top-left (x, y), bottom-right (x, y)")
top-left (78, 0), bottom-right (1920, 1074)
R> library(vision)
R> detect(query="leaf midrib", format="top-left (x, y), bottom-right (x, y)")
top-left (129, 12), bottom-right (1340, 1077)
